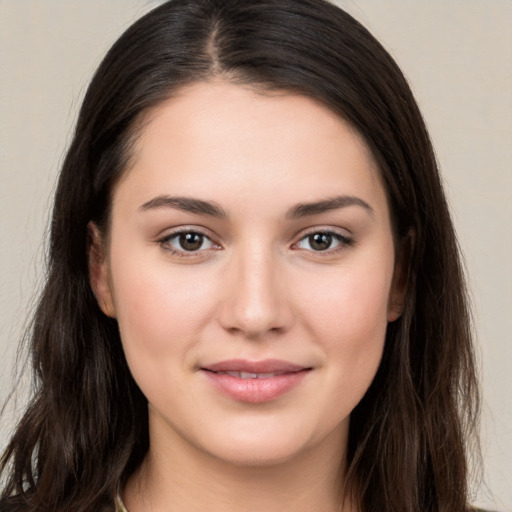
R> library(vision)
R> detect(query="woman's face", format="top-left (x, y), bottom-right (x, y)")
top-left (91, 81), bottom-right (404, 467)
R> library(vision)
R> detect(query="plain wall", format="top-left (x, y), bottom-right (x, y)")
top-left (0, 1), bottom-right (510, 509)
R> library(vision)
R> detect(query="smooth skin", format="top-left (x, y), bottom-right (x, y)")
top-left (89, 80), bottom-right (407, 512)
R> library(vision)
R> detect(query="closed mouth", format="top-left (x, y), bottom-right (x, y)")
top-left (205, 370), bottom-right (301, 379)
top-left (201, 358), bottom-right (310, 374)
top-left (200, 361), bottom-right (312, 403)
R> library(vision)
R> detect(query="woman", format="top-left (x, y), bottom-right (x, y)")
top-left (0, 0), bottom-right (482, 511)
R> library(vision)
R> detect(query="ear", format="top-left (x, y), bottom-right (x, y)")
top-left (387, 231), bottom-right (414, 322)
top-left (87, 222), bottom-right (116, 318)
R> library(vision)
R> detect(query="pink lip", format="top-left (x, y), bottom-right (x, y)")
top-left (201, 359), bottom-right (311, 403)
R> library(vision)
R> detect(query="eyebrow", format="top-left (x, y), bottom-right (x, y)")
top-left (138, 194), bottom-right (373, 219)
top-left (139, 195), bottom-right (228, 218)
top-left (286, 195), bottom-right (374, 219)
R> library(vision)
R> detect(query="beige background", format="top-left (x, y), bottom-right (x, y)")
top-left (0, 1), bottom-right (510, 509)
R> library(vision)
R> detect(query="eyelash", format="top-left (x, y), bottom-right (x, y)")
top-left (293, 229), bottom-right (354, 254)
top-left (157, 228), bottom-right (354, 258)
top-left (158, 228), bottom-right (219, 258)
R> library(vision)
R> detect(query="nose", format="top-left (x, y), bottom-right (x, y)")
top-left (218, 244), bottom-right (293, 339)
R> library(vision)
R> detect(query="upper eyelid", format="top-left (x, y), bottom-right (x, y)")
top-left (158, 226), bottom-right (216, 241)
top-left (297, 232), bottom-right (350, 245)
top-left (300, 227), bottom-right (350, 235)
top-left (157, 228), bottom-right (220, 254)
top-left (156, 233), bottom-right (217, 261)
top-left (158, 226), bottom-right (350, 237)
top-left (295, 226), bottom-right (352, 240)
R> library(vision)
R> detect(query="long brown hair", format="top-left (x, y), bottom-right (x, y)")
top-left (1, 1), bottom-right (480, 510)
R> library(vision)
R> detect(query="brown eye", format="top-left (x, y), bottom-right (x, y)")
top-left (295, 231), bottom-right (352, 252)
top-left (308, 233), bottom-right (333, 251)
top-left (179, 232), bottom-right (204, 251)
top-left (161, 230), bottom-right (216, 254)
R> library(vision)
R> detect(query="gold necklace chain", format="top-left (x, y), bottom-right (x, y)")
top-left (115, 493), bottom-right (129, 512)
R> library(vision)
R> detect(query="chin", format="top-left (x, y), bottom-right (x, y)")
top-left (206, 436), bottom-right (309, 467)
top-left (190, 416), bottom-right (342, 469)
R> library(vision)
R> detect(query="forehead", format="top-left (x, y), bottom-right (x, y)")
top-left (114, 80), bottom-right (389, 220)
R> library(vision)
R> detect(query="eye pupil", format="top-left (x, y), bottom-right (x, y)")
top-left (309, 233), bottom-right (332, 251)
top-left (179, 232), bottom-right (203, 251)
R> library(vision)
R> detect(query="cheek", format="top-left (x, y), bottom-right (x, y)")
top-left (300, 263), bottom-right (392, 338)
top-left (109, 257), bottom-right (223, 407)
top-left (296, 261), bottom-right (392, 388)
top-left (108, 248), bottom-right (217, 366)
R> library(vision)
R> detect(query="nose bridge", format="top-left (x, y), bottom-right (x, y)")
top-left (219, 239), bottom-right (290, 337)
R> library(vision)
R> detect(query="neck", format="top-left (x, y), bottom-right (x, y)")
top-left (123, 414), bottom-right (355, 512)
